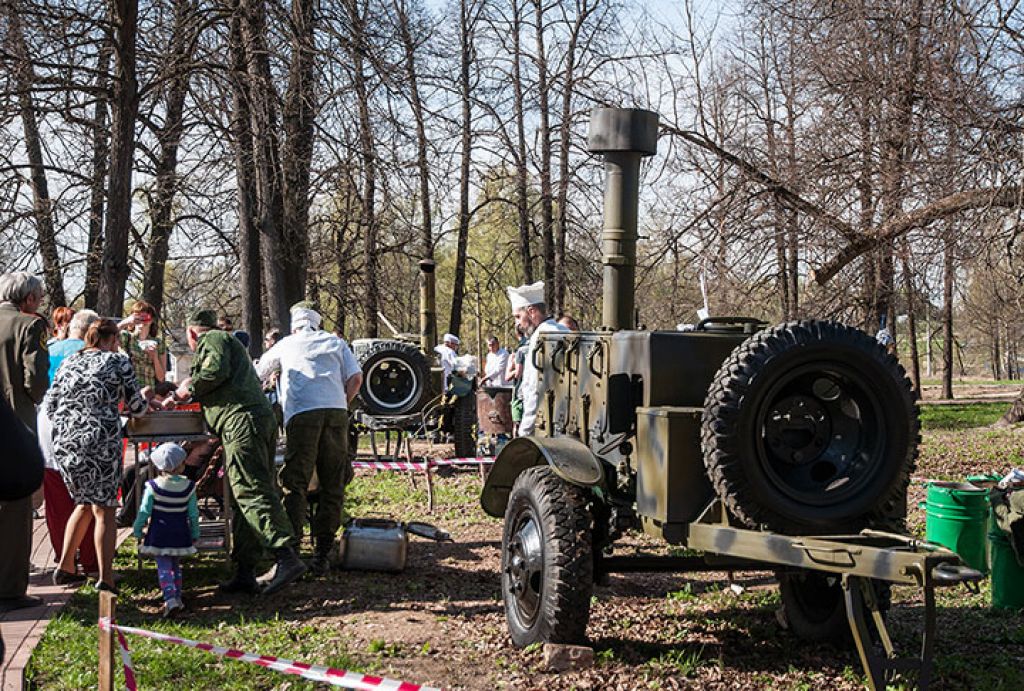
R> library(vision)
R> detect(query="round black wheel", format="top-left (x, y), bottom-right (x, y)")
top-left (356, 340), bottom-right (432, 415)
top-left (502, 466), bottom-right (593, 647)
top-left (452, 391), bottom-right (477, 458)
top-left (778, 570), bottom-right (890, 643)
top-left (702, 320), bottom-right (918, 534)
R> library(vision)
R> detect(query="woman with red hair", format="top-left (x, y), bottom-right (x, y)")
top-left (48, 306), bottom-right (74, 345)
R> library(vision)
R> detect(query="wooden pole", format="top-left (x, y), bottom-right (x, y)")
top-left (98, 590), bottom-right (116, 691)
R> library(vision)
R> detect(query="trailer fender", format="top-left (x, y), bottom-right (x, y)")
top-left (481, 436), bottom-right (604, 517)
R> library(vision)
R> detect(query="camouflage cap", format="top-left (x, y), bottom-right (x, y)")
top-left (290, 300), bottom-right (317, 313)
top-left (188, 309), bottom-right (218, 328)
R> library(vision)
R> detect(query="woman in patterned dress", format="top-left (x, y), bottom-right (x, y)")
top-left (46, 319), bottom-right (154, 591)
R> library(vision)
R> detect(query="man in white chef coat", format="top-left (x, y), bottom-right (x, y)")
top-left (507, 281), bottom-right (569, 437)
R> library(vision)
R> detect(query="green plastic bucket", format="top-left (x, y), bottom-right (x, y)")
top-left (989, 529), bottom-right (1024, 609)
top-left (922, 481), bottom-right (990, 573)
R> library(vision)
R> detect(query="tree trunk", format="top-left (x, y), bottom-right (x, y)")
top-left (531, 0), bottom-right (554, 307)
top-left (83, 40), bottom-right (112, 310)
top-left (449, 0), bottom-right (476, 337)
top-left (345, 0), bottom-right (379, 337)
top-left (240, 0), bottom-right (288, 330)
top-left (553, 3), bottom-right (588, 316)
top-left (228, 0), bottom-right (263, 353)
top-left (6, 3), bottom-right (65, 307)
top-left (394, 0), bottom-right (433, 261)
top-left (142, 0), bottom-right (196, 314)
top-left (279, 0), bottom-right (317, 307)
top-left (98, 0), bottom-right (140, 316)
top-left (511, 0), bottom-right (532, 283)
top-left (941, 230), bottom-right (954, 400)
top-left (900, 240), bottom-right (920, 396)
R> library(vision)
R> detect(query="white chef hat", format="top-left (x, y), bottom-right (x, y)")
top-left (443, 333), bottom-right (460, 345)
top-left (506, 281), bottom-right (545, 312)
top-left (291, 308), bottom-right (322, 331)
top-left (150, 443), bottom-right (187, 472)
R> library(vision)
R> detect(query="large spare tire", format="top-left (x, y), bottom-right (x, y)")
top-left (354, 339), bottom-right (432, 415)
top-left (702, 320), bottom-right (918, 534)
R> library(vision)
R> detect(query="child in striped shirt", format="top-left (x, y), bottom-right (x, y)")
top-left (133, 443), bottom-right (199, 617)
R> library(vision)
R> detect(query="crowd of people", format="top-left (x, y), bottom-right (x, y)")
top-left (0, 267), bottom-right (568, 618)
top-left (0, 271), bottom-right (364, 616)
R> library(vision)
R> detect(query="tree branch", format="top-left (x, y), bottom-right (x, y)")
top-left (811, 184), bottom-right (1022, 285)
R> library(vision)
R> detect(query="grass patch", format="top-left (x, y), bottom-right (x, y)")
top-left (919, 402), bottom-right (1008, 430)
top-left (26, 559), bottom-right (357, 689)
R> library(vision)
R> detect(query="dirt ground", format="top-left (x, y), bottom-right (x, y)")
top-left (186, 421), bottom-right (1020, 691)
top-left (919, 381), bottom-right (1020, 403)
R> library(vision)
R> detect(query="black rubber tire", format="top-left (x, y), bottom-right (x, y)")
top-left (356, 340), bottom-right (432, 415)
top-left (778, 570), bottom-right (891, 644)
top-left (702, 320), bottom-right (919, 534)
top-left (502, 466), bottom-right (593, 647)
top-left (452, 391), bottom-right (477, 458)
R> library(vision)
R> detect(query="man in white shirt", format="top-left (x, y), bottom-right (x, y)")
top-left (482, 336), bottom-right (510, 387)
top-left (507, 281), bottom-right (569, 437)
top-left (255, 307), bottom-right (363, 574)
top-left (434, 333), bottom-right (460, 391)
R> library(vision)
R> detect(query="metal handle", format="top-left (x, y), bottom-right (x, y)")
top-left (550, 341), bottom-right (566, 374)
top-left (790, 541), bottom-right (862, 557)
top-left (531, 341), bottom-right (544, 370)
top-left (931, 562), bottom-right (984, 586)
top-left (587, 341), bottom-right (604, 376)
top-left (696, 316), bottom-right (766, 332)
top-left (565, 338), bottom-right (580, 375)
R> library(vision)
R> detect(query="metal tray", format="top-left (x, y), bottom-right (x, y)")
top-left (126, 410), bottom-right (206, 438)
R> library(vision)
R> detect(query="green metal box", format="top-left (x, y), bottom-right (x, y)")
top-left (635, 406), bottom-right (715, 528)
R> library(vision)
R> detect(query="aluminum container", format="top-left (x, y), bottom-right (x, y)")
top-left (339, 518), bottom-right (408, 572)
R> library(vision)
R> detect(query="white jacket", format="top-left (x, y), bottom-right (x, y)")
top-left (255, 329), bottom-right (361, 425)
top-left (519, 319), bottom-right (570, 436)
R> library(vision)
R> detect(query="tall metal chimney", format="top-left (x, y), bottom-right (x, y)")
top-left (587, 108), bottom-right (658, 331)
top-left (418, 258), bottom-right (437, 353)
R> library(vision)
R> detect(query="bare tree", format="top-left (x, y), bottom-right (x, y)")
top-left (98, 0), bottom-right (140, 316)
top-left (4, 0), bottom-right (65, 306)
top-left (141, 0), bottom-right (199, 313)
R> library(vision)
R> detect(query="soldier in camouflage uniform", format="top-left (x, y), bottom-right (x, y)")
top-left (174, 310), bottom-right (305, 595)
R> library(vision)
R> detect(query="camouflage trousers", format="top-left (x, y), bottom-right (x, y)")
top-left (280, 408), bottom-right (351, 549)
top-left (220, 410), bottom-right (294, 570)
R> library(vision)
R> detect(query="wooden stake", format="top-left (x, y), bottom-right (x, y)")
top-left (98, 590), bottom-right (116, 691)
top-left (425, 464), bottom-right (435, 513)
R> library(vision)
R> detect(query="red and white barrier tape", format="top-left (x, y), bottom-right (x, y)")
top-left (99, 618), bottom-right (441, 691)
top-left (352, 457), bottom-right (494, 472)
top-left (352, 460), bottom-right (429, 471)
top-left (430, 457), bottom-right (495, 466)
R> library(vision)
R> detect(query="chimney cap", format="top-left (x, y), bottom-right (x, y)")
top-left (587, 108), bottom-right (659, 156)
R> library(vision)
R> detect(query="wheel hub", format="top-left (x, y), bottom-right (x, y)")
top-left (757, 368), bottom-right (884, 506)
top-left (765, 395), bottom-right (830, 465)
top-left (505, 515), bottom-right (543, 626)
top-left (365, 357), bottom-right (418, 411)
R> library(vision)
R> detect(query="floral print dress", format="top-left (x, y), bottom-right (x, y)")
top-left (45, 350), bottom-right (147, 506)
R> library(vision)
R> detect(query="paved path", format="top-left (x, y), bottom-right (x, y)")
top-left (1, 509), bottom-right (128, 691)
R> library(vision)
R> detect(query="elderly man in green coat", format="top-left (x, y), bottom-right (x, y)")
top-left (174, 310), bottom-right (305, 595)
top-left (0, 272), bottom-right (48, 612)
